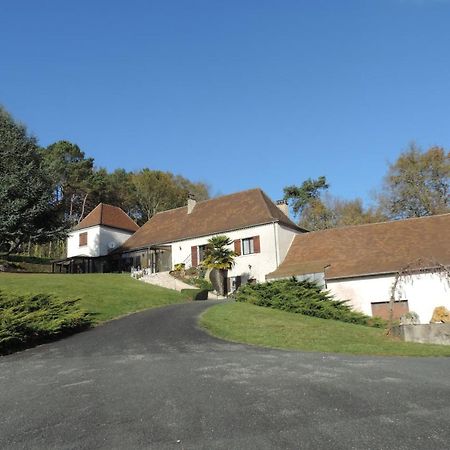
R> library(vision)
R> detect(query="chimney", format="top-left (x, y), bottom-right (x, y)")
top-left (187, 193), bottom-right (196, 214)
top-left (276, 199), bottom-right (289, 217)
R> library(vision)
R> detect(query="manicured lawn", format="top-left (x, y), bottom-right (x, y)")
top-left (0, 273), bottom-right (187, 323)
top-left (200, 302), bottom-right (450, 357)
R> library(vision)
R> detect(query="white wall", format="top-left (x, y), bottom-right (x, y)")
top-left (277, 224), bottom-right (301, 263)
top-left (170, 223), bottom-right (299, 283)
top-left (328, 273), bottom-right (450, 324)
top-left (67, 225), bottom-right (134, 258)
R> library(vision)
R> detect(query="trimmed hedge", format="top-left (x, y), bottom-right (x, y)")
top-left (181, 288), bottom-right (209, 301)
top-left (0, 291), bottom-right (92, 354)
top-left (235, 278), bottom-right (386, 328)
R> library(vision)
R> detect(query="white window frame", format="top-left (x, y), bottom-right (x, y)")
top-left (242, 237), bottom-right (255, 255)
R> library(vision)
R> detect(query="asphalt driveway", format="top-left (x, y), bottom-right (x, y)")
top-left (1, 300), bottom-right (450, 449)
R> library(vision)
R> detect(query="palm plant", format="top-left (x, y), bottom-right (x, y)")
top-left (201, 235), bottom-right (236, 295)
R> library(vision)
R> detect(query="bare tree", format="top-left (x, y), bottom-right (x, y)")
top-left (388, 258), bottom-right (450, 332)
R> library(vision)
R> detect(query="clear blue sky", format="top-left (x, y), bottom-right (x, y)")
top-left (2, 0), bottom-right (450, 204)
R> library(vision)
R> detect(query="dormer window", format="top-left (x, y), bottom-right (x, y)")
top-left (79, 232), bottom-right (88, 247)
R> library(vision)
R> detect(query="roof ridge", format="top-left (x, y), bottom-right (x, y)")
top-left (301, 212), bottom-right (450, 235)
top-left (151, 188), bottom-right (264, 217)
top-left (256, 189), bottom-right (275, 219)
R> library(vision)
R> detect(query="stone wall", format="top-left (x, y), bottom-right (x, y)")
top-left (392, 324), bottom-right (450, 346)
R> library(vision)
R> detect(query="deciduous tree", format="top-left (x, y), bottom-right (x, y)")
top-left (379, 144), bottom-right (449, 219)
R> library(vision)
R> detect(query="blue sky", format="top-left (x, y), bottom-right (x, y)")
top-left (2, 0), bottom-right (450, 204)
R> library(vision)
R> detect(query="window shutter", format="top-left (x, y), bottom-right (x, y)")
top-left (253, 235), bottom-right (260, 253)
top-left (234, 239), bottom-right (241, 256)
top-left (191, 246), bottom-right (198, 267)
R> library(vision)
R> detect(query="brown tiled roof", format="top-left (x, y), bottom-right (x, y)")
top-left (267, 214), bottom-right (450, 280)
top-left (74, 203), bottom-right (139, 232)
top-left (118, 188), bottom-right (302, 252)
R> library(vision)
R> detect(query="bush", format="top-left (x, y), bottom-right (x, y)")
top-left (180, 288), bottom-right (209, 301)
top-left (188, 277), bottom-right (213, 290)
top-left (235, 278), bottom-right (386, 328)
top-left (0, 291), bottom-right (92, 354)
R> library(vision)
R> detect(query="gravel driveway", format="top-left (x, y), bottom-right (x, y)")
top-left (1, 300), bottom-right (449, 449)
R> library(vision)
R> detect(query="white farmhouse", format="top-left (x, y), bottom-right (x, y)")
top-left (54, 203), bottom-right (139, 273)
top-left (117, 189), bottom-right (304, 291)
top-left (267, 214), bottom-right (450, 324)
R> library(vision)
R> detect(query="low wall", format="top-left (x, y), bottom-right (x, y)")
top-left (392, 324), bottom-right (450, 346)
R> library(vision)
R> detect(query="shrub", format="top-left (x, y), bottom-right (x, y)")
top-left (180, 288), bottom-right (209, 301)
top-left (188, 277), bottom-right (213, 290)
top-left (0, 291), bottom-right (92, 354)
top-left (235, 278), bottom-right (386, 328)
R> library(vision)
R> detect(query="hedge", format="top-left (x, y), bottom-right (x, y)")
top-left (235, 278), bottom-right (386, 328)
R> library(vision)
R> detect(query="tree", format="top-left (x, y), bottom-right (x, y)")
top-left (283, 176), bottom-right (385, 230)
top-left (0, 107), bottom-right (67, 255)
top-left (132, 169), bottom-right (210, 224)
top-left (105, 169), bottom-right (138, 218)
top-left (387, 258), bottom-right (450, 332)
top-left (201, 235), bottom-right (236, 296)
top-left (42, 140), bottom-right (95, 224)
top-left (283, 176), bottom-right (329, 219)
top-left (299, 196), bottom-right (386, 231)
top-left (379, 144), bottom-right (450, 219)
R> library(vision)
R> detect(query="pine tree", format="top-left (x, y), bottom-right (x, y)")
top-left (0, 107), bottom-right (67, 255)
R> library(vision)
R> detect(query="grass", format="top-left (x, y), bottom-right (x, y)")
top-left (0, 273), bottom-right (187, 323)
top-left (200, 302), bottom-right (450, 357)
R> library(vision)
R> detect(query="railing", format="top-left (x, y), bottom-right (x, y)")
top-left (130, 267), bottom-right (152, 279)
top-left (182, 253), bottom-right (192, 268)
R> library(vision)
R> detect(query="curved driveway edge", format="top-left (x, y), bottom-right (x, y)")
top-left (1, 300), bottom-right (450, 449)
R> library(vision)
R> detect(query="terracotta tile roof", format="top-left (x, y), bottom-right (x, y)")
top-left (118, 188), bottom-right (302, 252)
top-left (74, 203), bottom-right (139, 232)
top-left (267, 213), bottom-right (450, 280)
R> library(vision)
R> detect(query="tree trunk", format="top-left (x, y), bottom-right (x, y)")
top-left (387, 274), bottom-right (401, 334)
top-left (209, 268), bottom-right (228, 296)
top-left (79, 192), bottom-right (89, 223)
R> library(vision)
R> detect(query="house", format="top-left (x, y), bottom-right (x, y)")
top-left (116, 189), bottom-right (304, 290)
top-left (53, 203), bottom-right (139, 273)
top-left (267, 214), bottom-right (450, 324)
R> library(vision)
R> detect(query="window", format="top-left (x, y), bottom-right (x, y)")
top-left (242, 238), bottom-right (254, 255)
top-left (198, 245), bottom-right (208, 263)
top-left (79, 232), bottom-right (87, 247)
top-left (191, 244), bottom-right (208, 267)
top-left (240, 236), bottom-right (260, 255)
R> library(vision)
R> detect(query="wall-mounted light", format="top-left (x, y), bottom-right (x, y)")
top-left (248, 264), bottom-right (252, 270)
top-left (179, 246), bottom-right (182, 251)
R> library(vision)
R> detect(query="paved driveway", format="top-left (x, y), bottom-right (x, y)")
top-left (1, 300), bottom-right (450, 449)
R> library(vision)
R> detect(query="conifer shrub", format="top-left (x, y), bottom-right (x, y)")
top-left (235, 278), bottom-right (386, 327)
top-left (0, 291), bottom-right (91, 354)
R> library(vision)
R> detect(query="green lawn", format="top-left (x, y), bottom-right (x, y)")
top-left (0, 273), bottom-right (187, 323)
top-left (200, 302), bottom-right (450, 357)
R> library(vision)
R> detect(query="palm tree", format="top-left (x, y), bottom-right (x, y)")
top-left (201, 235), bottom-right (236, 295)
